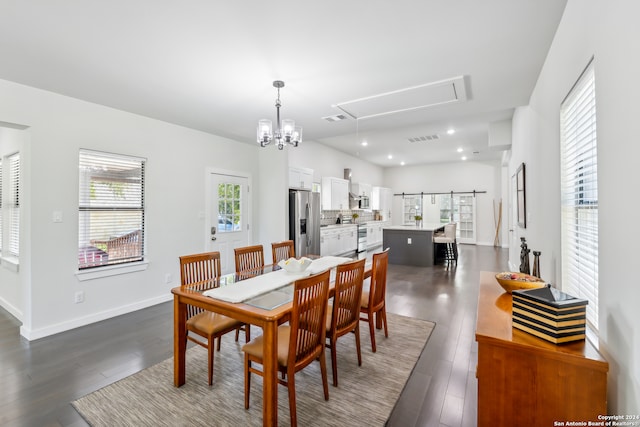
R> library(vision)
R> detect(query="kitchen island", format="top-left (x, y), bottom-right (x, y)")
top-left (382, 222), bottom-right (445, 267)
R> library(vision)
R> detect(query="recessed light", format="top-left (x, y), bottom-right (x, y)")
top-left (400, 161), bottom-right (405, 166)
top-left (461, 156), bottom-right (467, 161)
top-left (447, 129), bottom-right (456, 135)
top-left (457, 147), bottom-right (463, 153)
top-left (361, 141), bottom-right (368, 147)
top-left (387, 154), bottom-right (393, 160)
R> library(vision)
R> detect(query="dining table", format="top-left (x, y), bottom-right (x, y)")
top-left (171, 255), bottom-right (372, 427)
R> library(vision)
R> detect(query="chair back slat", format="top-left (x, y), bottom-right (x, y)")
top-left (332, 259), bottom-right (365, 334)
top-left (289, 270), bottom-right (330, 366)
top-left (179, 252), bottom-right (222, 318)
top-left (272, 240), bottom-right (295, 264)
top-left (234, 245), bottom-right (265, 275)
top-left (369, 248), bottom-right (389, 311)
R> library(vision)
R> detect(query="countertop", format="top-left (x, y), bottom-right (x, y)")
top-left (321, 220), bottom-right (390, 230)
top-left (320, 223), bottom-right (357, 230)
top-left (383, 222), bottom-right (444, 232)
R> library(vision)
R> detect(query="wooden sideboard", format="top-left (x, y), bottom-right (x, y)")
top-left (475, 271), bottom-right (608, 426)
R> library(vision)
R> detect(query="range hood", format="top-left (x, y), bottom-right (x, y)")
top-left (344, 168), bottom-right (362, 209)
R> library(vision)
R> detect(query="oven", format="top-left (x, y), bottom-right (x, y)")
top-left (357, 224), bottom-right (367, 253)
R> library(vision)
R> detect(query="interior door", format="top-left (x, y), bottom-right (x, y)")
top-left (207, 173), bottom-right (250, 274)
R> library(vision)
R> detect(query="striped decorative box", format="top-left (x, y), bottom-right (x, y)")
top-left (511, 285), bottom-right (588, 344)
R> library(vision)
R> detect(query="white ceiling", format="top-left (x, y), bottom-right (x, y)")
top-left (0, 1), bottom-right (567, 167)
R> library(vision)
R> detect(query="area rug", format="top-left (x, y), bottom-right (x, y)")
top-left (73, 313), bottom-right (435, 427)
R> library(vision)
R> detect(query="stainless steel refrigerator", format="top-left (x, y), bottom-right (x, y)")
top-left (289, 189), bottom-right (321, 257)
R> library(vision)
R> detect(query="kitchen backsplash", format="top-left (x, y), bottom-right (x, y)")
top-left (321, 209), bottom-right (378, 226)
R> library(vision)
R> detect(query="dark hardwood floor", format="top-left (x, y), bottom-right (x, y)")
top-left (0, 244), bottom-right (508, 427)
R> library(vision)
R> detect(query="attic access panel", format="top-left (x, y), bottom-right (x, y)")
top-left (333, 76), bottom-right (467, 120)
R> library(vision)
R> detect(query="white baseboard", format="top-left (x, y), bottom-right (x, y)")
top-left (19, 293), bottom-right (173, 341)
top-left (0, 295), bottom-right (23, 322)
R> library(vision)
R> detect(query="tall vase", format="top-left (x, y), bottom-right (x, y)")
top-left (532, 251), bottom-right (541, 278)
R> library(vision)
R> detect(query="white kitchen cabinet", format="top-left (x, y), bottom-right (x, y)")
top-left (340, 226), bottom-right (357, 253)
top-left (372, 187), bottom-right (393, 220)
top-left (320, 228), bottom-right (338, 256)
top-left (366, 223), bottom-right (376, 248)
top-left (352, 182), bottom-right (372, 199)
top-left (321, 225), bottom-right (357, 256)
top-left (289, 167), bottom-right (314, 190)
top-left (321, 177), bottom-right (349, 210)
top-left (366, 221), bottom-right (386, 249)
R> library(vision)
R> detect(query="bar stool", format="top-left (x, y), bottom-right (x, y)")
top-left (433, 223), bottom-right (458, 264)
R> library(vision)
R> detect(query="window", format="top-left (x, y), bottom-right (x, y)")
top-left (217, 183), bottom-right (241, 232)
top-left (78, 150), bottom-right (145, 269)
top-left (7, 153), bottom-right (20, 257)
top-left (560, 60), bottom-right (598, 330)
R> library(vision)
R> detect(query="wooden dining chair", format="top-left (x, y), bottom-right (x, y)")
top-left (326, 258), bottom-right (366, 387)
top-left (360, 248), bottom-right (390, 353)
top-left (234, 244), bottom-right (265, 278)
top-left (179, 252), bottom-right (248, 386)
top-left (243, 270), bottom-right (331, 427)
top-left (271, 240), bottom-right (295, 265)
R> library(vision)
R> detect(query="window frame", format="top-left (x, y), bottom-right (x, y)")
top-left (560, 58), bottom-right (599, 332)
top-left (7, 153), bottom-right (20, 258)
top-left (77, 149), bottom-right (146, 272)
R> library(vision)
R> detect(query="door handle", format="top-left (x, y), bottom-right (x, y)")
top-left (306, 203), bottom-right (311, 248)
top-left (211, 236), bottom-right (217, 241)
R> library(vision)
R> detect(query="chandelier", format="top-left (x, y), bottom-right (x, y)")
top-left (257, 80), bottom-right (302, 150)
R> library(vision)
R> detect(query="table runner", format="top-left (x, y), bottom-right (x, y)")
top-left (203, 256), bottom-right (352, 303)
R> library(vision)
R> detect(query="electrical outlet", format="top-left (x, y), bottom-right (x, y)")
top-left (407, 238), bottom-right (412, 244)
top-left (74, 291), bottom-right (84, 304)
top-left (165, 273), bottom-right (172, 284)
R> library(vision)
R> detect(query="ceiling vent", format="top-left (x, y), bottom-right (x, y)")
top-left (333, 75), bottom-right (467, 120)
top-left (323, 114), bottom-right (350, 122)
top-left (408, 134), bottom-right (440, 143)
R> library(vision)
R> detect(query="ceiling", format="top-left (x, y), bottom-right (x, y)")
top-left (0, 1), bottom-right (567, 167)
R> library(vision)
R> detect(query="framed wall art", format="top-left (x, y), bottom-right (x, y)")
top-left (516, 162), bottom-right (526, 228)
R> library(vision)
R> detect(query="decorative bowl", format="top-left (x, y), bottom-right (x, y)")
top-left (278, 257), bottom-right (312, 274)
top-left (495, 272), bottom-right (545, 294)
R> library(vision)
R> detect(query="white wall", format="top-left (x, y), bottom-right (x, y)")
top-left (383, 161), bottom-right (502, 246)
top-left (0, 78), bottom-right (277, 340)
top-left (510, 0), bottom-right (640, 412)
top-left (258, 145), bottom-right (289, 263)
top-left (509, 105), bottom-right (559, 275)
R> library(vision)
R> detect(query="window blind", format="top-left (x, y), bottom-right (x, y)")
top-left (78, 150), bottom-right (145, 269)
top-left (8, 153), bottom-right (20, 257)
top-left (560, 60), bottom-right (598, 330)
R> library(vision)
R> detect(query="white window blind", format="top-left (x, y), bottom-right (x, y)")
top-left (560, 60), bottom-right (598, 330)
top-left (78, 150), bottom-right (145, 269)
top-left (8, 153), bottom-right (20, 257)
